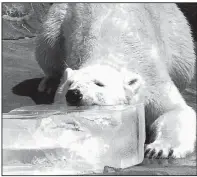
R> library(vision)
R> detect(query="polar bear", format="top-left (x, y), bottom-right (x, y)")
top-left (35, 3), bottom-right (196, 159)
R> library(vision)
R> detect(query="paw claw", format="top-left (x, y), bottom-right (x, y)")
top-left (149, 149), bottom-right (156, 158)
top-left (144, 148), bottom-right (151, 157)
top-left (145, 142), bottom-right (172, 159)
top-left (168, 149), bottom-right (174, 158)
top-left (156, 150), bottom-right (163, 159)
top-left (145, 140), bottom-right (194, 159)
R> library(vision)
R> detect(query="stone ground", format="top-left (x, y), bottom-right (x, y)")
top-left (2, 3), bottom-right (197, 175)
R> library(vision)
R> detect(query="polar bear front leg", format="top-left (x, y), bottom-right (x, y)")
top-left (145, 83), bottom-right (196, 159)
top-left (35, 3), bottom-right (70, 93)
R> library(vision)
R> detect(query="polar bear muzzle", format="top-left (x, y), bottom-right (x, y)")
top-left (66, 89), bottom-right (83, 105)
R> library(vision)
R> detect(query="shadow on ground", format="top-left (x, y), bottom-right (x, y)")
top-left (12, 77), bottom-right (60, 105)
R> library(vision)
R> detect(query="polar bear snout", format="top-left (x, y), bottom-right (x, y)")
top-left (66, 89), bottom-right (83, 105)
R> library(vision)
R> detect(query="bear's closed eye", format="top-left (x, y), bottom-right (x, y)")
top-left (94, 80), bottom-right (105, 87)
top-left (128, 79), bottom-right (137, 85)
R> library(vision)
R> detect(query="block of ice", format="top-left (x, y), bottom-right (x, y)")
top-left (3, 104), bottom-right (145, 175)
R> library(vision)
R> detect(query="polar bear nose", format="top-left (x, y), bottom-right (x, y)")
top-left (66, 89), bottom-right (83, 105)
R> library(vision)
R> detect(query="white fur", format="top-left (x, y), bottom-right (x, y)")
top-left (146, 106), bottom-right (196, 158)
top-left (55, 65), bottom-right (143, 106)
top-left (36, 3), bottom-right (196, 158)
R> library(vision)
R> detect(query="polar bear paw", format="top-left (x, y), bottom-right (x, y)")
top-left (38, 76), bottom-right (60, 95)
top-left (144, 140), bottom-right (194, 159)
top-left (38, 77), bottom-right (51, 93)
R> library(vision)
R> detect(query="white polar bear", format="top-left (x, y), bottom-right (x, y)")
top-left (35, 3), bottom-right (196, 159)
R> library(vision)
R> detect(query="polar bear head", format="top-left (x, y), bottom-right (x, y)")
top-left (54, 64), bottom-right (144, 106)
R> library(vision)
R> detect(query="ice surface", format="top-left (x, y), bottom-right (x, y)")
top-left (3, 104), bottom-right (145, 175)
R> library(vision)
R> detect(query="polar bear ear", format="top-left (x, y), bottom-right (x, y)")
top-left (121, 69), bottom-right (143, 94)
top-left (63, 68), bottom-right (74, 81)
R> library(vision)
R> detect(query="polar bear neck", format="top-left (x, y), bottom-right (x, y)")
top-left (64, 3), bottom-right (154, 70)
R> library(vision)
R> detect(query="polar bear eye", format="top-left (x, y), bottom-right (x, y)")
top-left (128, 79), bottom-right (137, 85)
top-left (94, 80), bottom-right (105, 87)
